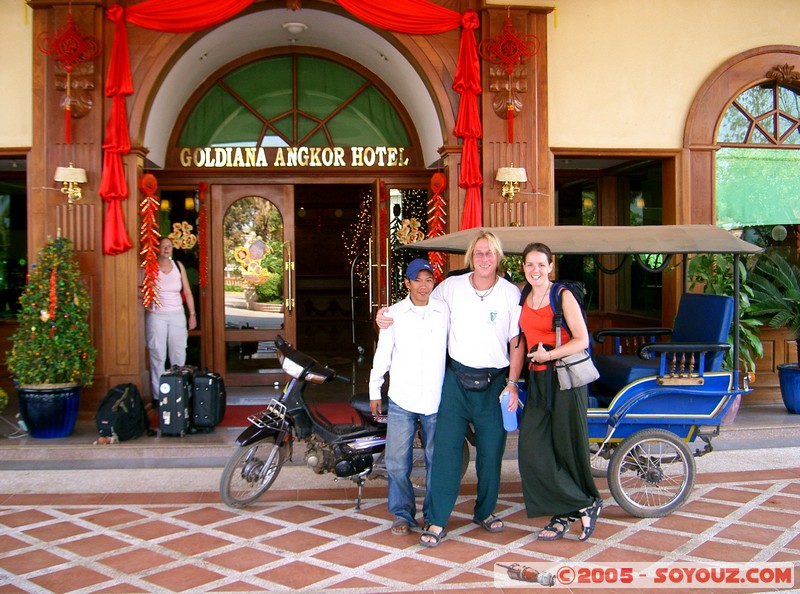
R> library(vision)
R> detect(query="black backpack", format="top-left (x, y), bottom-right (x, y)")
top-left (95, 383), bottom-right (148, 441)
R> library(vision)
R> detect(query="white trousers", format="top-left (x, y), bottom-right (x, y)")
top-left (145, 310), bottom-right (188, 398)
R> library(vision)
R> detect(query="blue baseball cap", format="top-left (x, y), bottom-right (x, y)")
top-left (406, 258), bottom-right (434, 280)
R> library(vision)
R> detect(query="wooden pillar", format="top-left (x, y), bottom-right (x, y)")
top-left (30, 0), bottom-right (107, 409)
top-left (481, 6), bottom-right (552, 228)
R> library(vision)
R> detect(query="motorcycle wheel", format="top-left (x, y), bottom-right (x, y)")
top-left (220, 437), bottom-right (286, 508)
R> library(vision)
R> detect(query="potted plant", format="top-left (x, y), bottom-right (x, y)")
top-left (748, 250), bottom-right (800, 413)
top-left (688, 252), bottom-right (763, 375)
top-left (6, 237), bottom-right (96, 437)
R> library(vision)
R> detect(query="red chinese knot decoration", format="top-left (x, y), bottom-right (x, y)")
top-left (197, 182), bottom-right (208, 288)
top-left (427, 172), bottom-right (447, 283)
top-left (478, 10), bottom-right (540, 143)
top-left (37, 12), bottom-right (102, 144)
top-left (139, 174), bottom-right (161, 309)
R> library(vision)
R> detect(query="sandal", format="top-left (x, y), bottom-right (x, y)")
top-left (391, 518), bottom-right (411, 536)
top-left (578, 498), bottom-right (603, 542)
top-left (472, 514), bottom-right (505, 533)
top-left (419, 522), bottom-right (446, 547)
top-left (537, 516), bottom-right (570, 541)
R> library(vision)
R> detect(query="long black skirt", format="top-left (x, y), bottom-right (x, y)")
top-left (518, 369), bottom-right (600, 517)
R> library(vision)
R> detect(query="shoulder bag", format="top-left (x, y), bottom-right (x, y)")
top-left (553, 317), bottom-right (599, 391)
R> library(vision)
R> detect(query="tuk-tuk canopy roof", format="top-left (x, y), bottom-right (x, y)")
top-left (404, 225), bottom-right (763, 256)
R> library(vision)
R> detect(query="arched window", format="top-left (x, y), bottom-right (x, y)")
top-left (715, 74), bottom-right (800, 230)
top-left (178, 54), bottom-right (410, 149)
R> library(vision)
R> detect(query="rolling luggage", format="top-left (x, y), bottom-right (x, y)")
top-left (192, 370), bottom-right (227, 430)
top-left (157, 366), bottom-right (193, 436)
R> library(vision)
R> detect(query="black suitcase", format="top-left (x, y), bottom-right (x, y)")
top-left (157, 366), bottom-right (193, 436)
top-left (192, 370), bottom-right (226, 429)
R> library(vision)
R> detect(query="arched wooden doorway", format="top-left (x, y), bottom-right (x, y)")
top-left (209, 184), bottom-right (294, 387)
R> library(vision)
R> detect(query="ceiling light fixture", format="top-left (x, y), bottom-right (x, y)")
top-left (282, 22), bottom-right (308, 35)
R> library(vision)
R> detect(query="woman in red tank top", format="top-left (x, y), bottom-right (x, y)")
top-left (517, 242), bottom-right (602, 542)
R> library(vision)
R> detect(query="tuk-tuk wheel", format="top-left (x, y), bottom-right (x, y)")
top-left (607, 428), bottom-right (696, 518)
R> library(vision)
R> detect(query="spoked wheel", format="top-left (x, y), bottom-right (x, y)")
top-left (220, 437), bottom-right (286, 508)
top-left (608, 428), bottom-right (695, 518)
top-left (589, 442), bottom-right (612, 478)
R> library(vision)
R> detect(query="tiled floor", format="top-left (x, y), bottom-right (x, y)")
top-left (1, 466), bottom-right (800, 593)
top-left (2, 402), bottom-right (800, 592)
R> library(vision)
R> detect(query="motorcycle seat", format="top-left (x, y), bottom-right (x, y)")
top-left (350, 392), bottom-right (387, 416)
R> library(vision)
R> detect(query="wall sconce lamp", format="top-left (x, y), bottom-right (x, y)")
top-left (496, 165), bottom-right (527, 225)
top-left (53, 163), bottom-right (87, 204)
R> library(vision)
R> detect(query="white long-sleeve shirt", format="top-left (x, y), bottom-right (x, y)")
top-left (369, 295), bottom-right (449, 415)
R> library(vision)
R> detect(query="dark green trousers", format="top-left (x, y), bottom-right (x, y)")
top-left (428, 360), bottom-right (507, 528)
top-left (519, 369), bottom-right (599, 517)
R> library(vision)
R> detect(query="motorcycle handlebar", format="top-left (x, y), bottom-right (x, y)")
top-left (335, 373), bottom-right (352, 383)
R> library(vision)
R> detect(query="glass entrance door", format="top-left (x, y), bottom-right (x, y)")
top-left (210, 185), bottom-right (295, 386)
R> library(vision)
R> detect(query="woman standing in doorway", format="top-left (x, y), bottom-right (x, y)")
top-left (518, 242), bottom-right (602, 541)
top-left (145, 237), bottom-right (197, 400)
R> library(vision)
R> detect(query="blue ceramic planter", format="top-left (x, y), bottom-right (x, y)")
top-left (17, 384), bottom-right (81, 438)
top-left (778, 364), bottom-right (800, 414)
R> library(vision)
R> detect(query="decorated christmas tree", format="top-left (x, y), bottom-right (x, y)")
top-left (6, 236), bottom-right (96, 386)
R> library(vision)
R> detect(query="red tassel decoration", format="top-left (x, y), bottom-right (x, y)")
top-left (198, 182), bottom-right (208, 288)
top-left (36, 13), bottom-right (100, 144)
top-left (427, 172), bottom-right (448, 283)
top-left (49, 267), bottom-right (57, 338)
top-left (507, 102), bottom-right (514, 144)
top-left (478, 9), bottom-right (540, 146)
top-left (138, 174), bottom-right (161, 309)
top-left (65, 103), bottom-right (72, 144)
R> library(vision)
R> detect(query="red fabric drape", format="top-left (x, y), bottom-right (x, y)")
top-left (122, 0), bottom-right (254, 33)
top-left (102, 0), bottom-right (482, 255)
top-left (335, 0), bottom-right (483, 230)
top-left (101, 0), bottom-right (254, 255)
top-left (335, 0), bottom-right (459, 33)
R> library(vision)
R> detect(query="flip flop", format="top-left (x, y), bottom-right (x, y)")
top-left (473, 514), bottom-right (504, 533)
top-left (419, 522), bottom-right (447, 547)
top-left (391, 518), bottom-right (411, 536)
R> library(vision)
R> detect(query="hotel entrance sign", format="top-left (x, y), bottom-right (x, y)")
top-left (178, 146), bottom-right (411, 169)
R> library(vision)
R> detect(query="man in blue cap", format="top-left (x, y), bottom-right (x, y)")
top-left (369, 258), bottom-right (449, 536)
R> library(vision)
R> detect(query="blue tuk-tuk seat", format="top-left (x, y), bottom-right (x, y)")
top-left (593, 293), bottom-right (734, 393)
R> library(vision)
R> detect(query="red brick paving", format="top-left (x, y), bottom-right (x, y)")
top-left (1, 471), bottom-right (799, 592)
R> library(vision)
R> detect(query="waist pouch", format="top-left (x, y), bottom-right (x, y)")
top-left (450, 362), bottom-right (505, 392)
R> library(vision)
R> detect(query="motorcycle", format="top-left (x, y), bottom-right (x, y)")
top-left (219, 335), bottom-right (471, 509)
